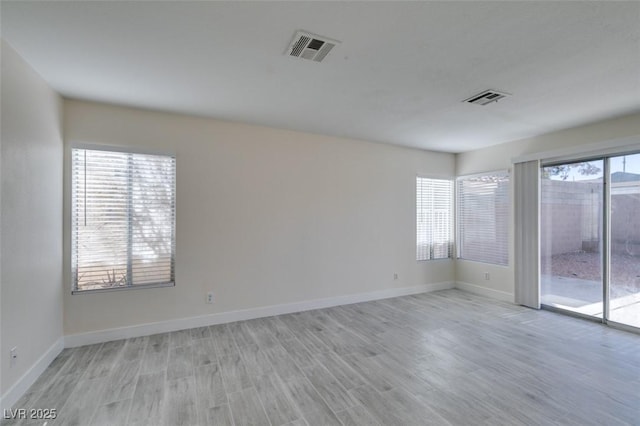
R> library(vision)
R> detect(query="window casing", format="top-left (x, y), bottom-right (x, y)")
top-left (457, 172), bottom-right (510, 266)
top-left (416, 177), bottom-right (454, 260)
top-left (72, 148), bottom-right (176, 292)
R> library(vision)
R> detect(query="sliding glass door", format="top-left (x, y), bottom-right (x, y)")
top-left (541, 160), bottom-right (604, 318)
top-left (608, 153), bottom-right (640, 328)
top-left (541, 153), bottom-right (640, 330)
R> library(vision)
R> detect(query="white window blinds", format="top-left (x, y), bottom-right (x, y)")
top-left (72, 148), bottom-right (176, 292)
top-left (457, 172), bottom-right (510, 266)
top-left (416, 177), bottom-right (454, 260)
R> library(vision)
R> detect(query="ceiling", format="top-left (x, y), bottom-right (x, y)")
top-left (2, 1), bottom-right (639, 153)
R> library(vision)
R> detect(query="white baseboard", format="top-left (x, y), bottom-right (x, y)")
top-left (65, 281), bottom-right (455, 348)
top-left (0, 337), bottom-right (64, 415)
top-left (455, 281), bottom-right (514, 303)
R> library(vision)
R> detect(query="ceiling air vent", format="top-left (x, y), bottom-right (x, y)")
top-left (286, 31), bottom-right (340, 62)
top-left (464, 90), bottom-right (510, 106)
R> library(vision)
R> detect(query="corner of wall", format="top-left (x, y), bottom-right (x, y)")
top-left (1, 40), bottom-right (64, 411)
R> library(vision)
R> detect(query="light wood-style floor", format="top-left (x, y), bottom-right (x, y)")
top-left (6, 290), bottom-right (640, 426)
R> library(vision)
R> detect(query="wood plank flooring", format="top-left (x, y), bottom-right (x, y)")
top-left (5, 289), bottom-right (640, 425)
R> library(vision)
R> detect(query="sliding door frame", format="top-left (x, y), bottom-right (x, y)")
top-left (540, 151), bottom-right (640, 334)
top-left (602, 158), bottom-right (611, 326)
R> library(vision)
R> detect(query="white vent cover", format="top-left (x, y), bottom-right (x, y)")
top-left (286, 31), bottom-right (340, 62)
top-left (464, 90), bottom-right (510, 106)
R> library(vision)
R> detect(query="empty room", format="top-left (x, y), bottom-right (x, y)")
top-left (1, 1), bottom-right (639, 425)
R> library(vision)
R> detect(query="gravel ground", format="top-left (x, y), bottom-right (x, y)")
top-left (542, 252), bottom-right (640, 290)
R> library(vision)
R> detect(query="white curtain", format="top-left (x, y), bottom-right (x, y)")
top-left (514, 160), bottom-right (540, 308)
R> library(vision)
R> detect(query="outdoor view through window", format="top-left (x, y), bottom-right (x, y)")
top-left (71, 148), bottom-right (176, 292)
top-left (541, 153), bottom-right (640, 329)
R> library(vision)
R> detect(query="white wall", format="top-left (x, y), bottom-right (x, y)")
top-left (63, 100), bottom-right (455, 336)
top-left (0, 41), bottom-right (63, 401)
top-left (455, 112), bottom-right (640, 300)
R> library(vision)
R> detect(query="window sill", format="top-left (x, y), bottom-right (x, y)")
top-left (71, 281), bottom-right (175, 295)
top-left (456, 258), bottom-right (510, 268)
top-left (417, 257), bottom-right (454, 262)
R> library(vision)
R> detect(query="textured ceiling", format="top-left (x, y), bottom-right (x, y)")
top-left (2, 1), bottom-right (639, 153)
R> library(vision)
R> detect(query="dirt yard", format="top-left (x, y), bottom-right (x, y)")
top-left (542, 251), bottom-right (640, 290)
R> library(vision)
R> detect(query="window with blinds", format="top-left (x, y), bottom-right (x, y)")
top-left (72, 148), bottom-right (176, 292)
top-left (457, 172), bottom-right (510, 266)
top-left (416, 177), bottom-right (454, 261)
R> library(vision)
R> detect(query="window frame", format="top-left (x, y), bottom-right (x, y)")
top-left (69, 144), bottom-right (176, 294)
top-left (416, 175), bottom-right (455, 261)
top-left (456, 170), bottom-right (510, 267)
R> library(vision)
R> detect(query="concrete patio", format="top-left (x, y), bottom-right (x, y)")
top-left (541, 275), bottom-right (640, 328)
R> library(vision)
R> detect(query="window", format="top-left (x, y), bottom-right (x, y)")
top-left (457, 172), bottom-right (509, 266)
top-left (416, 177), bottom-right (454, 260)
top-left (72, 148), bottom-right (176, 292)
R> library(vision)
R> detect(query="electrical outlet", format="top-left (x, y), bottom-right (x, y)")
top-left (206, 292), bottom-right (214, 304)
top-left (393, 273), bottom-right (398, 280)
top-left (484, 272), bottom-right (490, 281)
top-left (10, 347), bottom-right (17, 367)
